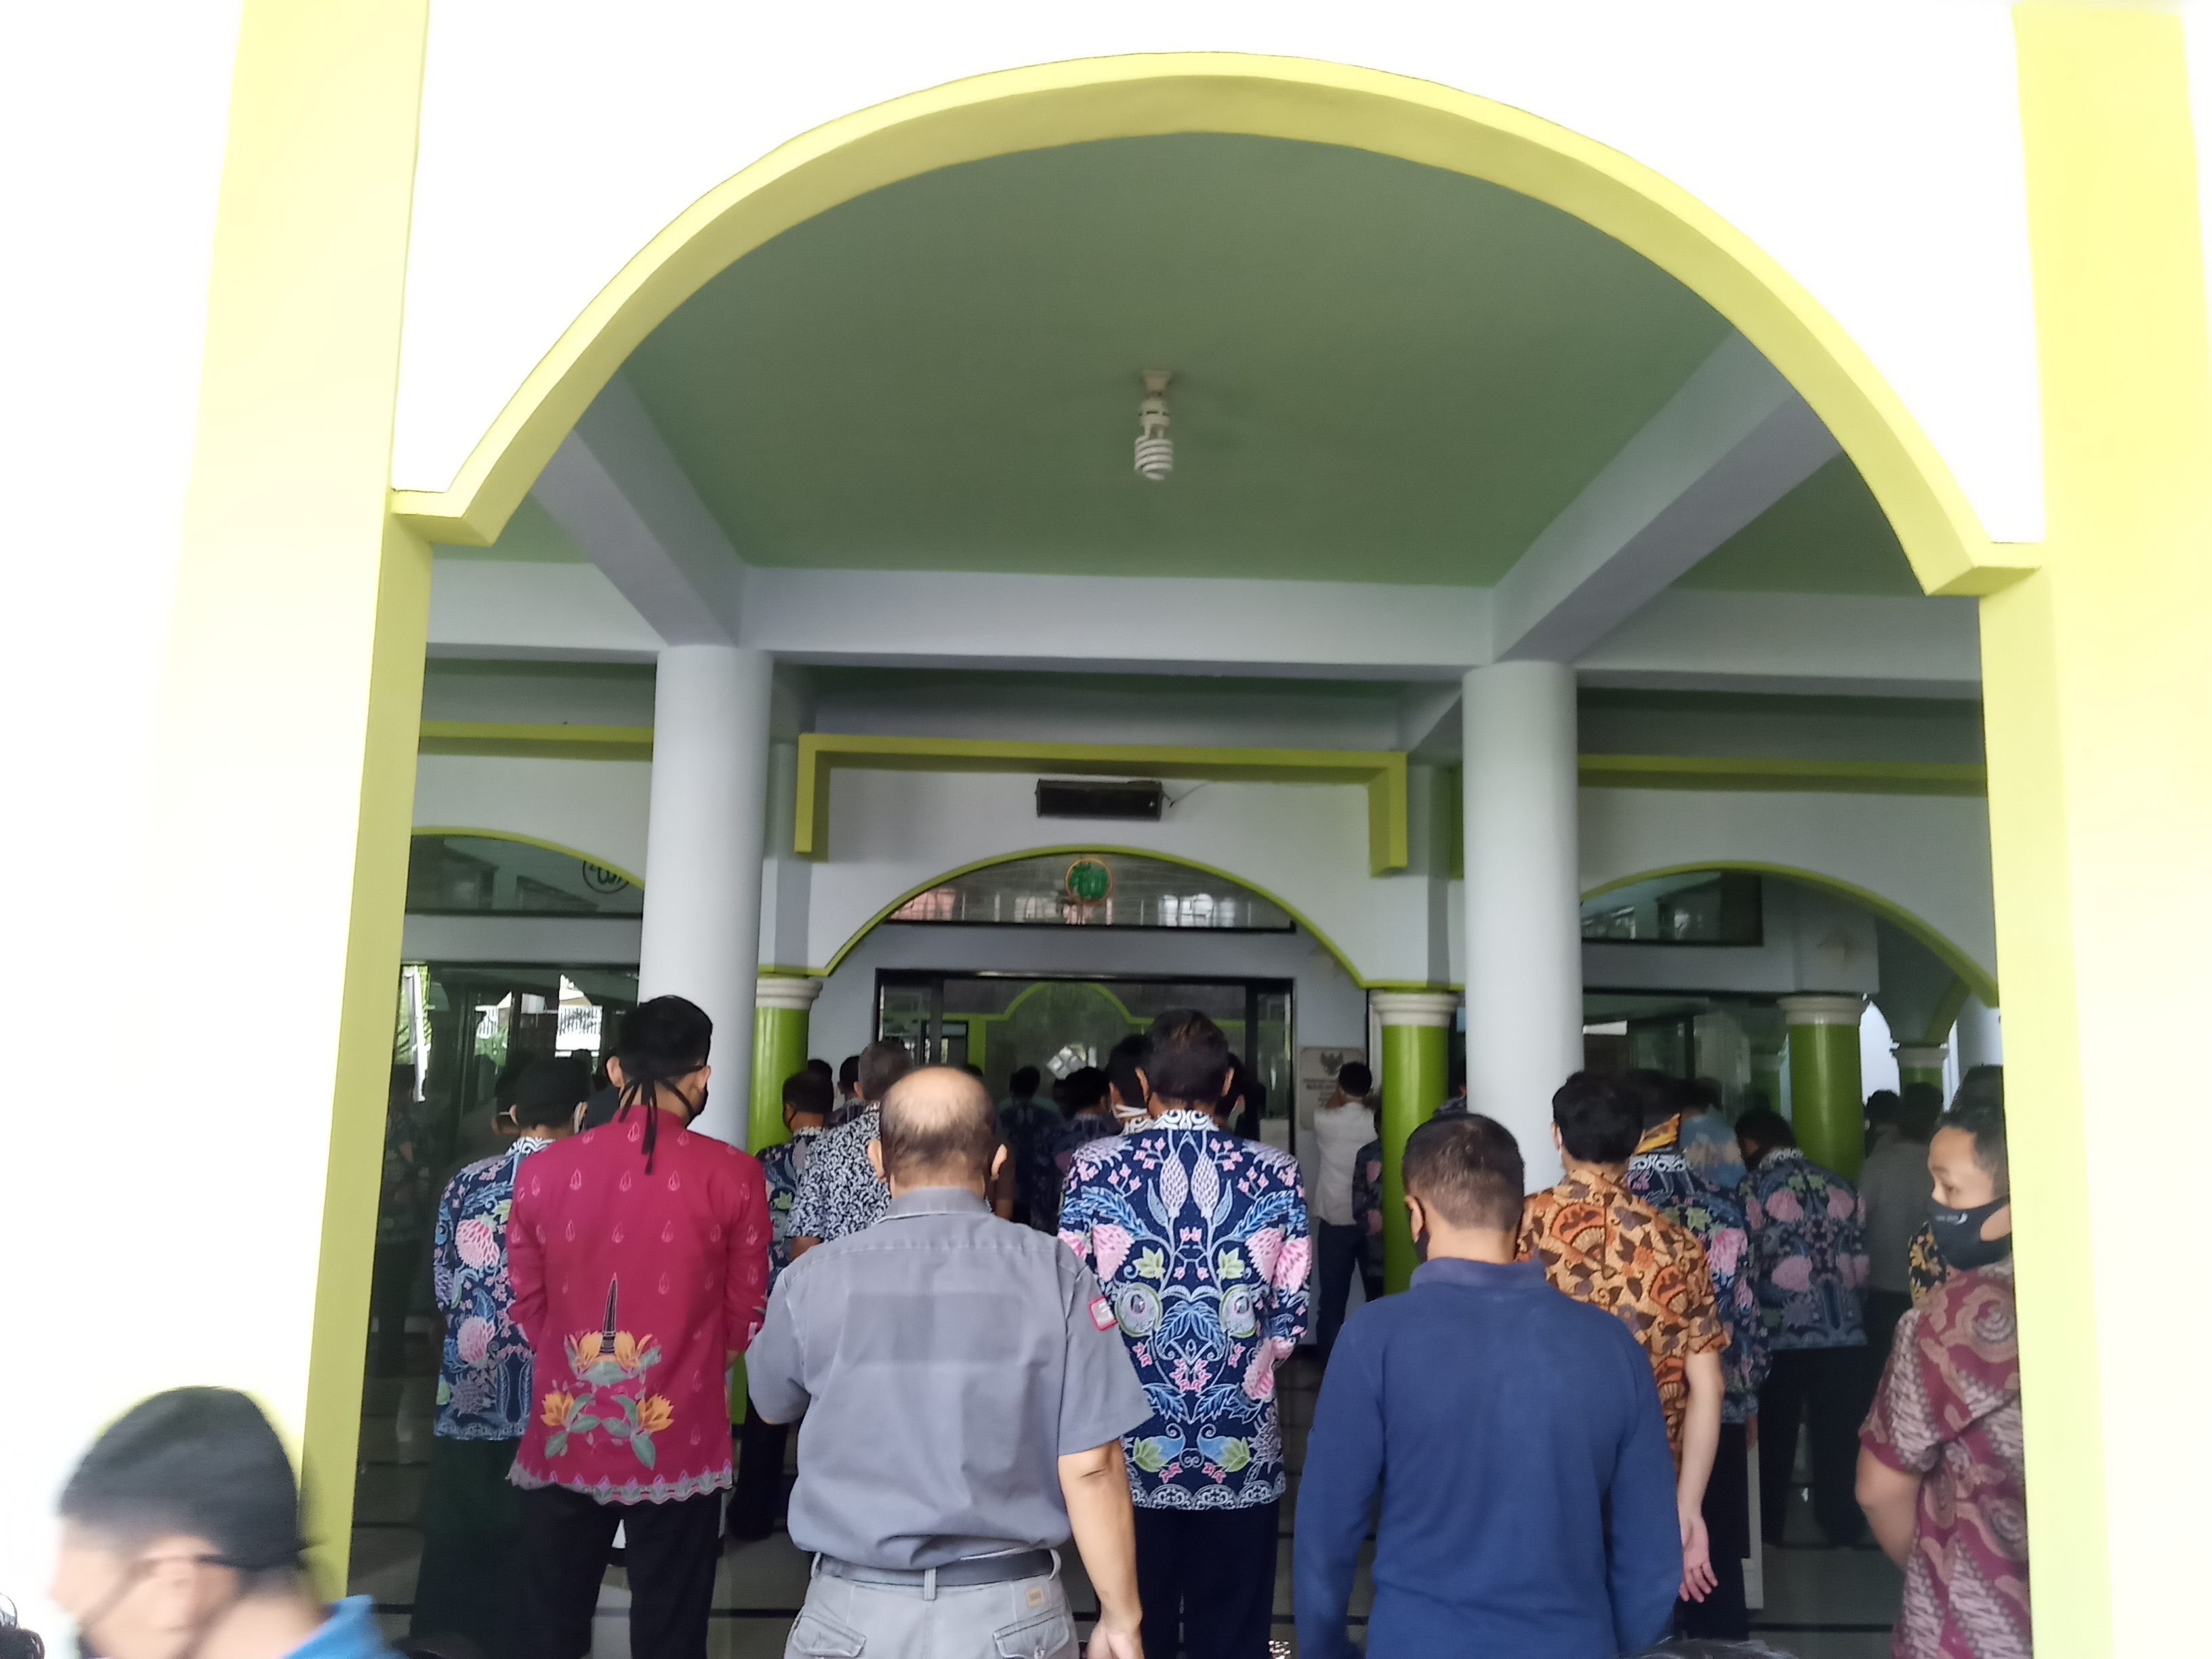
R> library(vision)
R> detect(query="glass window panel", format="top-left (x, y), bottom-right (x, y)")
top-left (885, 853), bottom-right (1292, 931)
top-left (406, 834), bottom-right (642, 917)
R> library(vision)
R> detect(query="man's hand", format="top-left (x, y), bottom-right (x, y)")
top-left (1059, 1441), bottom-right (1142, 1658)
top-left (1678, 1504), bottom-right (1717, 1601)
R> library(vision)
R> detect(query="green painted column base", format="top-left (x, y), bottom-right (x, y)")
top-left (1373, 997), bottom-right (1456, 1294)
top-left (751, 991), bottom-right (817, 1154)
top-left (1783, 997), bottom-right (1866, 1179)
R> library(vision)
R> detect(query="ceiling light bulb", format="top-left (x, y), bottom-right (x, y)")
top-left (1134, 369), bottom-right (1172, 481)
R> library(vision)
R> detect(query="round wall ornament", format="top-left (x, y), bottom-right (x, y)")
top-left (1064, 857), bottom-right (1113, 905)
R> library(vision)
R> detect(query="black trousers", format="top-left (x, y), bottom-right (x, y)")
top-left (1677, 1420), bottom-right (1750, 1639)
top-left (1314, 1223), bottom-right (1382, 1364)
top-left (729, 1406), bottom-right (788, 1539)
top-left (411, 1436), bottom-right (523, 1658)
top-left (1133, 1499), bottom-right (1279, 1659)
top-left (1759, 1347), bottom-right (1870, 1546)
top-left (515, 1484), bottom-right (722, 1659)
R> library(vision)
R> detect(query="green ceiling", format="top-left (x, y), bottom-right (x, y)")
top-left (1676, 455), bottom-right (1923, 596)
top-left (619, 134), bottom-right (1736, 586)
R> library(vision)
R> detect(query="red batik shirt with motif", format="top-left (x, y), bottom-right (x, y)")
top-left (507, 1110), bottom-right (771, 1503)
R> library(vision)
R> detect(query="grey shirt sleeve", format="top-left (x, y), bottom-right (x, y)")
top-left (746, 1266), bottom-right (809, 1425)
top-left (1056, 1254), bottom-right (1153, 1455)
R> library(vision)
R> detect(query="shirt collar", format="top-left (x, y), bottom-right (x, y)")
top-left (1412, 1258), bottom-right (1549, 1293)
top-left (512, 1135), bottom-right (555, 1157)
top-left (1145, 1109), bottom-right (1218, 1131)
top-left (1758, 1147), bottom-right (1808, 1172)
top-left (1635, 1114), bottom-right (1683, 1154)
top-left (882, 1187), bottom-right (991, 1218)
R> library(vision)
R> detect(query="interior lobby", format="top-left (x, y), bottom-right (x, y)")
top-left (9, 4), bottom-right (2212, 1655)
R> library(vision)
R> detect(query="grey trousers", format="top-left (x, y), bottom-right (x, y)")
top-left (784, 1556), bottom-right (1078, 1659)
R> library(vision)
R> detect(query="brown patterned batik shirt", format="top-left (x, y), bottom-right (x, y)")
top-left (1518, 1165), bottom-right (1728, 1463)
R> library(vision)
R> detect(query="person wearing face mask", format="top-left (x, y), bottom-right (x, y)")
top-left (1103, 1033), bottom-right (1151, 1132)
top-left (51, 1387), bottom-right (387, 1659)
top-left (411, 1056), bottom-right (586, 1655)
top-left (505, 996), bottom-right (773, 1659)
top-left (1296, 1113), bottom-right (1680, 1659)
top-left (1856, 1082), bottom-right (2028, 1659)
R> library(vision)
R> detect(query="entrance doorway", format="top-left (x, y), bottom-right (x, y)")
top-left (874, 970), bottom-right (1293, 1127)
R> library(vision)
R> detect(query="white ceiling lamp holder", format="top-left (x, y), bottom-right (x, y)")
top-left (1134, 369), bottom-right (1173, 481)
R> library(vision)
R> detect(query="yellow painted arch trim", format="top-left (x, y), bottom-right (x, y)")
top-left (389, 53), bottom-right (2024, 598)
top-left (815, 843), bottom-right (1369, 984)
top-left (1582, 860), bottom-right (1998, 1008)
top-left (411, 826), bottom-right (646, 893)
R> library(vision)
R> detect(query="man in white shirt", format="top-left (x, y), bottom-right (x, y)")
top-left (1310, 1062), bottom-right (1377, 1364)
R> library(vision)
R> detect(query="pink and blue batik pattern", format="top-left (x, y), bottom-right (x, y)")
top-left (1059, 1109), bottom-right (1311, 1511)
top-left (1746, 1147), bottom-right (1869, 1351)
top-left (430, 1137), bottom-right (553, 1440)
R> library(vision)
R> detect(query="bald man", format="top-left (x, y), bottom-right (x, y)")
top-left (748, 1068), bottom-right (1151, 1659)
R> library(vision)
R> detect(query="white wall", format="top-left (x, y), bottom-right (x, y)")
top-left (0, 1), bottom-right (246, 1637)
top-left (809, 916), bottom-right (1369, 1065)
top-left (1579, 786), bottom-right (1997, 986)
top-left (394, 1), bottom-right (2043, 542)
top-left (413, 754), bottom-right (653, 876)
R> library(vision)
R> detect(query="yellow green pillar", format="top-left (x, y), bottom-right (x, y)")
top-left (751, 976), bottom-right (822, 1153)
top-left (1370, 992), bottom-right (1460, 1293)
top-left (1780, 994), bottom-right (1865, 1180)
top-left (1893, 1042), bottom-right (1948, 1097)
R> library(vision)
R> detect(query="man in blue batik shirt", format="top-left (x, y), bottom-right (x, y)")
top-left (1060, 1009), bottom-right (1310, 1659)
top-left (732, 1065), bottom-right (831, 1540)
top-left (411, 1056), bottom-right (582, 1657)
top-left (1625, 1074), bottom-right (1769, 1640)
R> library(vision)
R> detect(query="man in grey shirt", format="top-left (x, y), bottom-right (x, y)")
top-left (750, 1066), bottom-right (1151, 1659)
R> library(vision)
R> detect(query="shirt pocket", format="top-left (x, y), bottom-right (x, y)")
top-left (785, 1607), bottom-right (867, 1658)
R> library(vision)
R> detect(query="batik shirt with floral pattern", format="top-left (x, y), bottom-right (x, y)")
top-left (759, 1126), bottom-right (822, 1288)
top-left (1861, 1258), bottom-right (2030, 1658)
top-left (1518, 1165), bottom-right (1727, 1463)
top-left (787, 1107), bottom-right (888, 1244)
top-left (431, 1136), bottom-right (554, 1439)
top-left (1059, 1109), bottom-right (1311, 1511)
top-left (1745, 1147), bottom-right (1868, 1349)
top-left (1351, 1137), bottom-right (1385, 1277)
top-left (1627, 1116), bottom-right (1769, 1425)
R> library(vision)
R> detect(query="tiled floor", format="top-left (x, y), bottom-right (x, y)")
top-left (354, 1355), bottom-right (1898, 1657)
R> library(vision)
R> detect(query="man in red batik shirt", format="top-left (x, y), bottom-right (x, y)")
top-left (507, 996), bottom-right (771, 1659)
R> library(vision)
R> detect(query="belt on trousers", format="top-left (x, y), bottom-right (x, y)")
top-left (816, 1549), bottom-right (1055, 1590)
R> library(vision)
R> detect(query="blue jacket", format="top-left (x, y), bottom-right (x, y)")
top-left (1294, 1258), bottom-right (1681, 1659)
top-left (287, 1598), bottom-right (391, 1658)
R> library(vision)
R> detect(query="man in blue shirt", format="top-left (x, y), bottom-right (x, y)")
top-left (1296, 1113), bottom-right (1680, 1659)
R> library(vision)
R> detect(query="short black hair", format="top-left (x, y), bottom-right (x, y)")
top-left (1618, 1069), bottom-right (1677, 1131)
top-left (1733, 1106), bottom-right (1795, 1158)
top-left (782, 1069), bottom-right (834, 1118)
top-left (1551, 1071), bottom-right (1642, 1164)
top-left (1061, 1065), bottom-right (1109, 1112)
top-left (1106, 1034), bottom-right (1149, 1111)
top-left (1897, 1082), bottom-right (1944, 1140)
top-left (1403, 1114), bottom-right (1525, 1230)
top-left (1940, 1077), bottom-right (2007, 1185)
top-left (858, 1038), bottom-right (913, 1103)
top-left (1863, 1088), bottom-right (1904, 1127)
top-left (879, 1068), bottom-right (999, 1182)
top-left (838, 1054), bottom-right (861, 1090)
top-left (60, 1389), bottom-right (305, 1583)
top-left (1144, 1010), bottom-right (1230, 1107)
top-left (1336, 1061), bottom-right (1373, 1097)
top-left (805, 1057), bottom-right (834, 1083)
top-left (512, 1056), bottom-right (590, 1130)
top-left (1010, 1065), bottom-right (1042, 1097)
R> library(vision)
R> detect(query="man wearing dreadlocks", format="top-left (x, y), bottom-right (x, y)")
top-left (506, 995), bottom-right (773, 1659)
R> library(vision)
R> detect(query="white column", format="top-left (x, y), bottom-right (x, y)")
top-left (1462, 660), bottom-right (1582, 1187)
top-left (638, 644), bottom-right (773, 1147)
top-left (1954, 995), bottom-right (2003, 1070)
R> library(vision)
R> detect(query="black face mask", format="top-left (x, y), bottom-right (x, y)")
top-left (1927, 1195), bottom-right (2012, 1271)
top-left (1413, 1227), bottom-right (1431, 1265)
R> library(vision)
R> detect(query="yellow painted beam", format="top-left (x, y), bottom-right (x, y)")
top-left (418, 719), bottom-right (653, 762)
top-left (1578, 754), bottom-right (1986, 797)
top-left (793, 734), bottom-right (1410, 874)
top-left (1993, 9), bottom-right (2212, 1653)
top-left (147, 0), bottom-right (432, 1599)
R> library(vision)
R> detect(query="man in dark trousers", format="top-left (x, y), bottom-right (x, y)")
top-left (506, 996), bottom-right (772, 1659)
top-left (1296, 1113), bottom-right (1681, 1659)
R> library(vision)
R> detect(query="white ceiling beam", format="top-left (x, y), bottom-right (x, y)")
top-left (426, 559), bottom-right (662, 661)
top-left (1578, 590), bottom-right (1982, 699)
top-left (529, 372), bottom-right (745, 646)
top-left (1492, 333), bottom-right (1841, 663)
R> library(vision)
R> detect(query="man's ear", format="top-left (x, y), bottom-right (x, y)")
top-left (867, 1139), bottom-right (885, 1182)
top-left (1218, 1071), bottom-right (1237, 1101)
top-left (991, 1143), bottom-right (1009, 1181)
top-left (1403, 1193), bottom-right (1426, 1237)
top-left (1551, 1123), bottom-right (1564, 1154)
top-left (1134, 1067), bottom-right (1150, 1101)
top-left (605, 1056), bottom-right (627, 1091)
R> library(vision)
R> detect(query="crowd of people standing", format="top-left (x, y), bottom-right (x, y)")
top-left (39, 996), bottom-right (2024, 1659)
